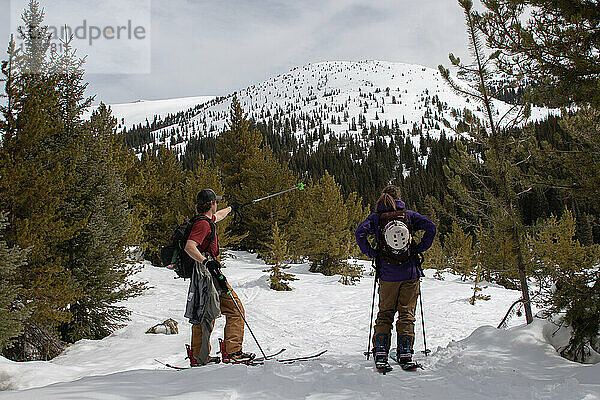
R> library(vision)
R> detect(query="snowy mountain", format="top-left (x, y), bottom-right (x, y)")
top-left (126, 60), bottom-right (551, 155)
top-left (1, 251), bottom-right (598, 399)
top-left (107, 95), bottom-right (215, 130)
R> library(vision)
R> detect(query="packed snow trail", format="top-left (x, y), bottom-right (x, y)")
top-left (1, 252), bottom-right (598, 399)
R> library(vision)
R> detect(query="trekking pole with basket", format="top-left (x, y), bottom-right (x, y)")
top-left (416, 253), bottom-right (430, 356)
top-left (364, 261), bottom-right (378, 360)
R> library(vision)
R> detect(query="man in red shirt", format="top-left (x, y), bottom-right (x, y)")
top-left (184, 189), bottom-right (254, 365)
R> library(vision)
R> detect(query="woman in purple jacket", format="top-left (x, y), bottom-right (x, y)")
top-left (355, 185), bottom-right (436, 370)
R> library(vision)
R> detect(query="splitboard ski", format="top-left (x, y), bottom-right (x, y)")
top-left (373, 352), bottom-right (393, 374)
top-left (254, 348), bottom-right (287, 362)
top-left (375, 362), bottom-right (393, 374)
top-left (156, 348), bottom-right (326, 370)
top-left (399, 361), bottom-right (421, 371)
top-left (220, 349), bottom-right (326, 366)
top-left (224, 349), bottom-right (327, 365)
top-left (155, 359), bottom-right (193, 370)
top-left (277, 350), bottom-right (327, 364)
top-left (389, 348), bottom-right (423, 371)
top-left (221, 348), bottom-right (287, 366)
top-left (155, 348), bottom-right (286, 370)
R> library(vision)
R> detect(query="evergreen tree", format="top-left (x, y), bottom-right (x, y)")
top-left (290, 172), bottom-right (362, 275)
top-left (184, 156), bottom-right (246, 252)
top-left (536, 107), bottom-right (600, 211)
top-left (528, 210), bottom-right (600, 362)
top-left (136, 146), bottom-right (187, 265)
top-left (263, 222), bottom-right (297, 291)
top-left (444, 221), bottom-right (477, 281)
top-left (216, 97), bottom-right (298, 251)
top-left (0, 1), bottom-right (81, 359)
top-left (474, 0), bottom-right (600, 357)
top-left (439, 0), bottom-right (535, 322)
top-left (338, 260), bottom-right (364, 286)
top-left (475, 0), bottom-right (600, 217)
top-left (0, 213), bottom-right (29, 350)
top-left (1, 1), bottom-right (146, 356)
top-left (420, 198), bottom-right (446, 278)
top-left (59, 105), bottom-right (145, 342)
top-left (475, 0), bottom-right (600, 108)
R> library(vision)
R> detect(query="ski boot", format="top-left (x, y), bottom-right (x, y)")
top-left (219, 338), bottom-right (256, 364)
top-left (229, 350), bottom-right (256, 362)
top-left (397, 335), bottom-right (420, 371)
top-left (185, 344), bottom-right (220, 367)
top-left (373, 333), bottom-right (393, 374)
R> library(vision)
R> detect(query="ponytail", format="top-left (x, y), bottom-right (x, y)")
top-left (376, 185), bottom-right (401, 211)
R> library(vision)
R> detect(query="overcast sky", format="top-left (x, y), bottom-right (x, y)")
top-left (1, 0), bottom-right (470, 104)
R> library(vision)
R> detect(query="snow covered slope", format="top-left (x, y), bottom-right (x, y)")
top-left (1, 252), bottom-right (598, 399)
top-left (140, 61), bottom-right (550, 154)
top-left (107, 95), bottom-right (215, 130)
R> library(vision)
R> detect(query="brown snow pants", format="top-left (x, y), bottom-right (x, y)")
top-left (373, 279), bottom-right (420, 350)
top-left (191, 285), bottom-right (245, 360)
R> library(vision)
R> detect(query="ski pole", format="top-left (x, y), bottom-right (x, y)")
top-left (364, 260), bottom-right (378, 360)
top-left (227, 291), bottom-right (268, 360)
top-left (418, 282), bottom-right (430, 356)
top-left (416, 253), bottom-right (430, 356)
top-left (233, 183), bottom-right (305, 224)
top-left (237, 183), bottom-right (305, 209)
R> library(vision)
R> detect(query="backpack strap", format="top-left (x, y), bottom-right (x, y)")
top-left (188, 215), bottom-right (218, 257)
top-left (378, 209), bottom-right (413, 233)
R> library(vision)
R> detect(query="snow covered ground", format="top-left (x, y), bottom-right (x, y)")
top-left (1, 251), bottom-right (598, 399)
top-left (106, 95), bottom-right (215, 129)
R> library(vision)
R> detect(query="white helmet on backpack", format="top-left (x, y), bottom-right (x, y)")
top-left (383, 220), bottom-right (411, 254)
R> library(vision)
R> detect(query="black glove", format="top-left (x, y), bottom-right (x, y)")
top-left (205, 260), bottom-right (229, 293)
top-left (373, 257), bottom-right (381, 280)
top-left (230, 202), bottom-right (241, 212)
top-left (205, 259), bottom-right (221, 273)
top-left (409, 240), bottom-right (419, 256)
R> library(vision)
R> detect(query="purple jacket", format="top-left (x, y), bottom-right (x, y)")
top-left (355, 200), bottom-right (436, 282)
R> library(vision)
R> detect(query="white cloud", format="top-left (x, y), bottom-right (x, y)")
top-left (0, 0), bottom-right (471, 103)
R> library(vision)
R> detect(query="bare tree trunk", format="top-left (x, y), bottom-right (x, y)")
top-left (513, 226), bottom-right (533, 324)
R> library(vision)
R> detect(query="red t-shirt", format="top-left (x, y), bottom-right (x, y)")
top-left (188, 215), bottom-right (219, 257)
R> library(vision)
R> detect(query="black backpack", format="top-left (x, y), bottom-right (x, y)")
top-left (377, 209), bottom-right (413, 265)
top-left (160, 216), bottom-right (216, 279)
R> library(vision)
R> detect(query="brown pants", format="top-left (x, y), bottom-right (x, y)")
top-left (191, 285), bottom-right (245, 361)
top-left (373, 279), bottom-right (420, 350)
